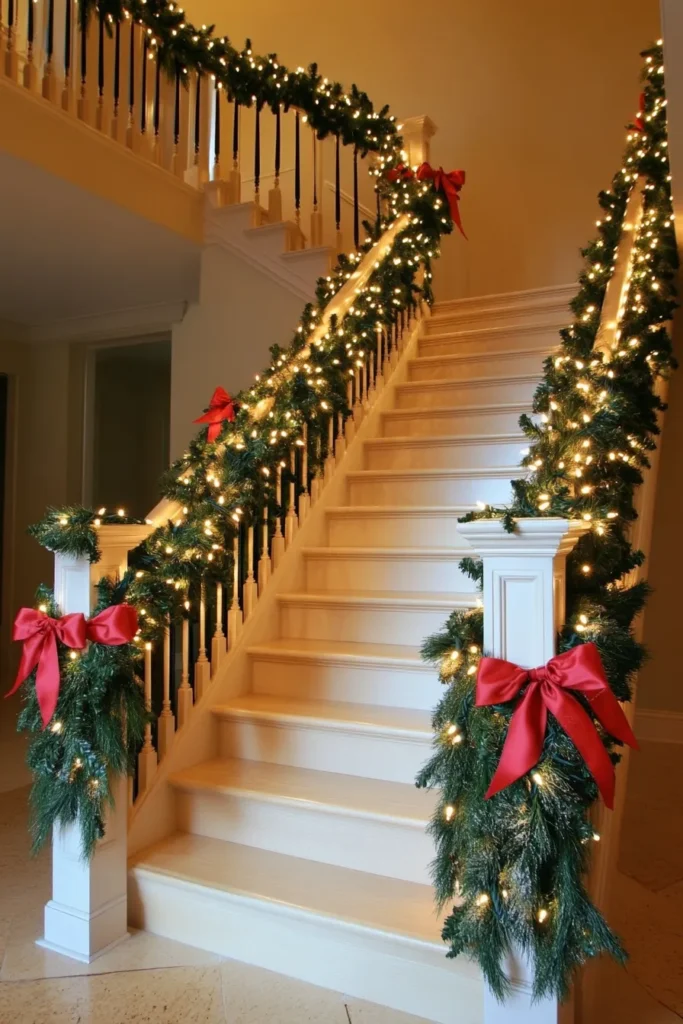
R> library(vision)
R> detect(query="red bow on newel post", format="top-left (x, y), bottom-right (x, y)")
top-left (387, 162), bottom-right (467, 237)
top-left (6, 605), bottom-right (139, 728)
top-left (194, 387), bottom-right (237, 444)
top-left (476, 643), bottom-right (638, 809)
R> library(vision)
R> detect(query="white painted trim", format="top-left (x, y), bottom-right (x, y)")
top-left (27, 301), bottom-right (188, 345)
top-left (635, 708), bottom-right (683, 743)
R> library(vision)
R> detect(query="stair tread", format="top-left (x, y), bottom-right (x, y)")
top-left (212, 693), bottom-right (433, 737)
top-left (347, 465), bottom-right (524, 478)
top-left (169, 758), bottom-right (434, 825)
top-left (248, 635), bottom-right (427, 664)
top-left (130, 832), bottom-right (446, 946)
top-left (409, 345), bottom-right (553, 366)
top-left (383, 402), bottom-right (529, 417)
top-left (278, 589), bottom-right (476, 607)
top-left (396, 371), bottom-right (539, 389)
top-left (302, 545), bottom-right (471, 557)
top-left (327, 504), bottom-right (478, 514)
top-left (365, 432), bottom-right (524, 446)
top-left (421, 319), bottom-right (562, 343)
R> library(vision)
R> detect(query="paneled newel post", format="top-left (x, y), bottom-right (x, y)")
top-left (41, 525), bottom-right (151, 962)
top-left (456, 517), bottom-right (588, 1024)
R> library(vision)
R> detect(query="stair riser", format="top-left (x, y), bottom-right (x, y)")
top-left (419, 326), bottom-right (557, 358)
top-left (364, 438), bottom-right (524, 471)
top-left (129, 871), bottom-right (483, 1024)
top-left (279, 599), bottom-right (464, 647)
top-left (217, 717), bottom-right (431, 785)
top-left (408, 350), bottom-right (550, 383)
top-left (304, 553), bottom-right (478, 594)
top-left (395, 377), bottom-right (538, 409)
top-left (327, 512), bottom-right (469, 548)
top-left (251, 655), bottom-right (443, 711)
top-left (174, 789), bottom-right (433, 885)
top-left (382, 408), bottom-right (524, 438)
top-left (348, 473), bottom-right (517, 507)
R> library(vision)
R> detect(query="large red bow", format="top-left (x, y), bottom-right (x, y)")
top-left (7, 605), bottom-right (139, 728)
top-left (416, 163), bottom-right (467, 238)
top-left (194, 387), bottom-right (237, 444)
top-left (476, 643), bottom-right (638, 809)
top-left (386, 162), bottom-right (467, 237)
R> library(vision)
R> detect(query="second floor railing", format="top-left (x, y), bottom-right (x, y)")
top-left (0, 0), bottom-right (402, 254)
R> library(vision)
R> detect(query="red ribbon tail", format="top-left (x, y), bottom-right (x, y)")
top-left (36, 635), bottom-right (61, 729)
top-left (442, 180), bottom-right (467, 239)
top-left (485, 684), bottom-right (546, 799)
top-left (5, 641), bottom-right (41, 700)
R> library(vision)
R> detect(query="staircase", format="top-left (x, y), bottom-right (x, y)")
top-left (127, 285), bottom-right (571, 1023)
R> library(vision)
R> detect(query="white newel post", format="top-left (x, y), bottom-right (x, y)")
top-left (457, 518), bottom-right (588, 1024)
top-left (41, 525), bottom-right (151, 962)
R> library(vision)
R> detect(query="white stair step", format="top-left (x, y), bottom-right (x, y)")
top-left (381, 403), bottom-right (528, 438)
top-left (326, 505), bottom-right (476, 548)
top-left (364, 433), bottom-right (525, 471)
top-left (347, 466), bottom-right (523, 506)
top-left (394, 373), bottom-right (539, 409)
top-left (303, 546), bottom-right (478, 593)
top-left (129, 833), bottom-right (482, 1024)
top-left (426, 283), bottom-right (573, 333)
top-left (407, 347), bottom-right (552, 383)
top-left (249, 637), bottom-right (443, 710)
top-left (214, 694), bottom-right (433, 784)
top-left (278, 590), bottom-right (475, 646)
top-left (170, 758), bottom-right (435, 884)
top-left (419, 320), bottom-right (560, 358)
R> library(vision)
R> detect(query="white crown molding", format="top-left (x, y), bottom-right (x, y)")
top-left (26, 301), bottom-right (189, 345)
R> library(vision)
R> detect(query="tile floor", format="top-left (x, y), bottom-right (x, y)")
top-left (0, 742), bottom-right (681, 1023)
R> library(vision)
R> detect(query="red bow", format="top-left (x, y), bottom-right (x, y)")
top-left (194, 387), bottom-right (237, 444)
top-left (476, 643), bottom-right (638, 809)
top-left (386, 162), bottom-right (467, 237)
top-left (7, 605), bottom-right (139, 728)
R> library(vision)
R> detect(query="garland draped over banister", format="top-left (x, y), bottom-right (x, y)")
top-left (417, 42), bottom-right (677, 1000)
top-left (9, 7), bottom-right (677, 1001)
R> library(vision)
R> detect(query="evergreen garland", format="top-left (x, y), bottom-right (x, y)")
top-left (417, 43), bottom-right (677, 1000)
top-left (18, 0), bottom-right (453, 857)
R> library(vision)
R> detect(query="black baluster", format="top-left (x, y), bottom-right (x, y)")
top-left (194, 73), bottom-right (201, 155)
top-left (47, 0), bottom-right (55, 64)
top-left (335, 133), bottom-right (341, 239)
top-left (141, 37), bottom-right (148, 134)
top-left (27, 0), bottom-right (33, 48)
top-left (254, 101), bottom-right (261, 205)
top-left (294, 110), bottom-right (301, 225)
top-left (174, 67), bottom-right (181, 146)
top-left (80, 6), bottom-right (87, 92)
top-left (98, 11), bottom-right (104, 99)
top-left (154, 54), bottom-right (161, 138)
top-left (313, 129), bottom-right (318, 212)
top-left (214, 84), bottom-right (221, 174)
top-left (232, 97), bottom-right (239, 170)
top-left (63, 0), bottom-right (70, 80)
top-left (274, 104), bottom-right (281, 187)
top-left (353, 146), bottom-right (359, 250)
top-left (8, 0), bottom-right (15, 37)
top-left (113, 21), bottom-right (120, 113)
top-left (128, 20), bottom-right (135, 122)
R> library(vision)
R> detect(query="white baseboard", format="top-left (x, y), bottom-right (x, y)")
top-left (635, 708), bottom-right (683, 743)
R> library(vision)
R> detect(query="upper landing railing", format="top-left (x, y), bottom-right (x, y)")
top-left (0, 0), bottom-right (433, 251)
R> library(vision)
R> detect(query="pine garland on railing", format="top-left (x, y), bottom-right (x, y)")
top-left (14, 0), bottom-right (460, 858)
top-left (417, 42), bottom-right (678, 1001)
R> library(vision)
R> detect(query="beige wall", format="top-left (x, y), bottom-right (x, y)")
top-left (186, 0), bottom-right (660, 299)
